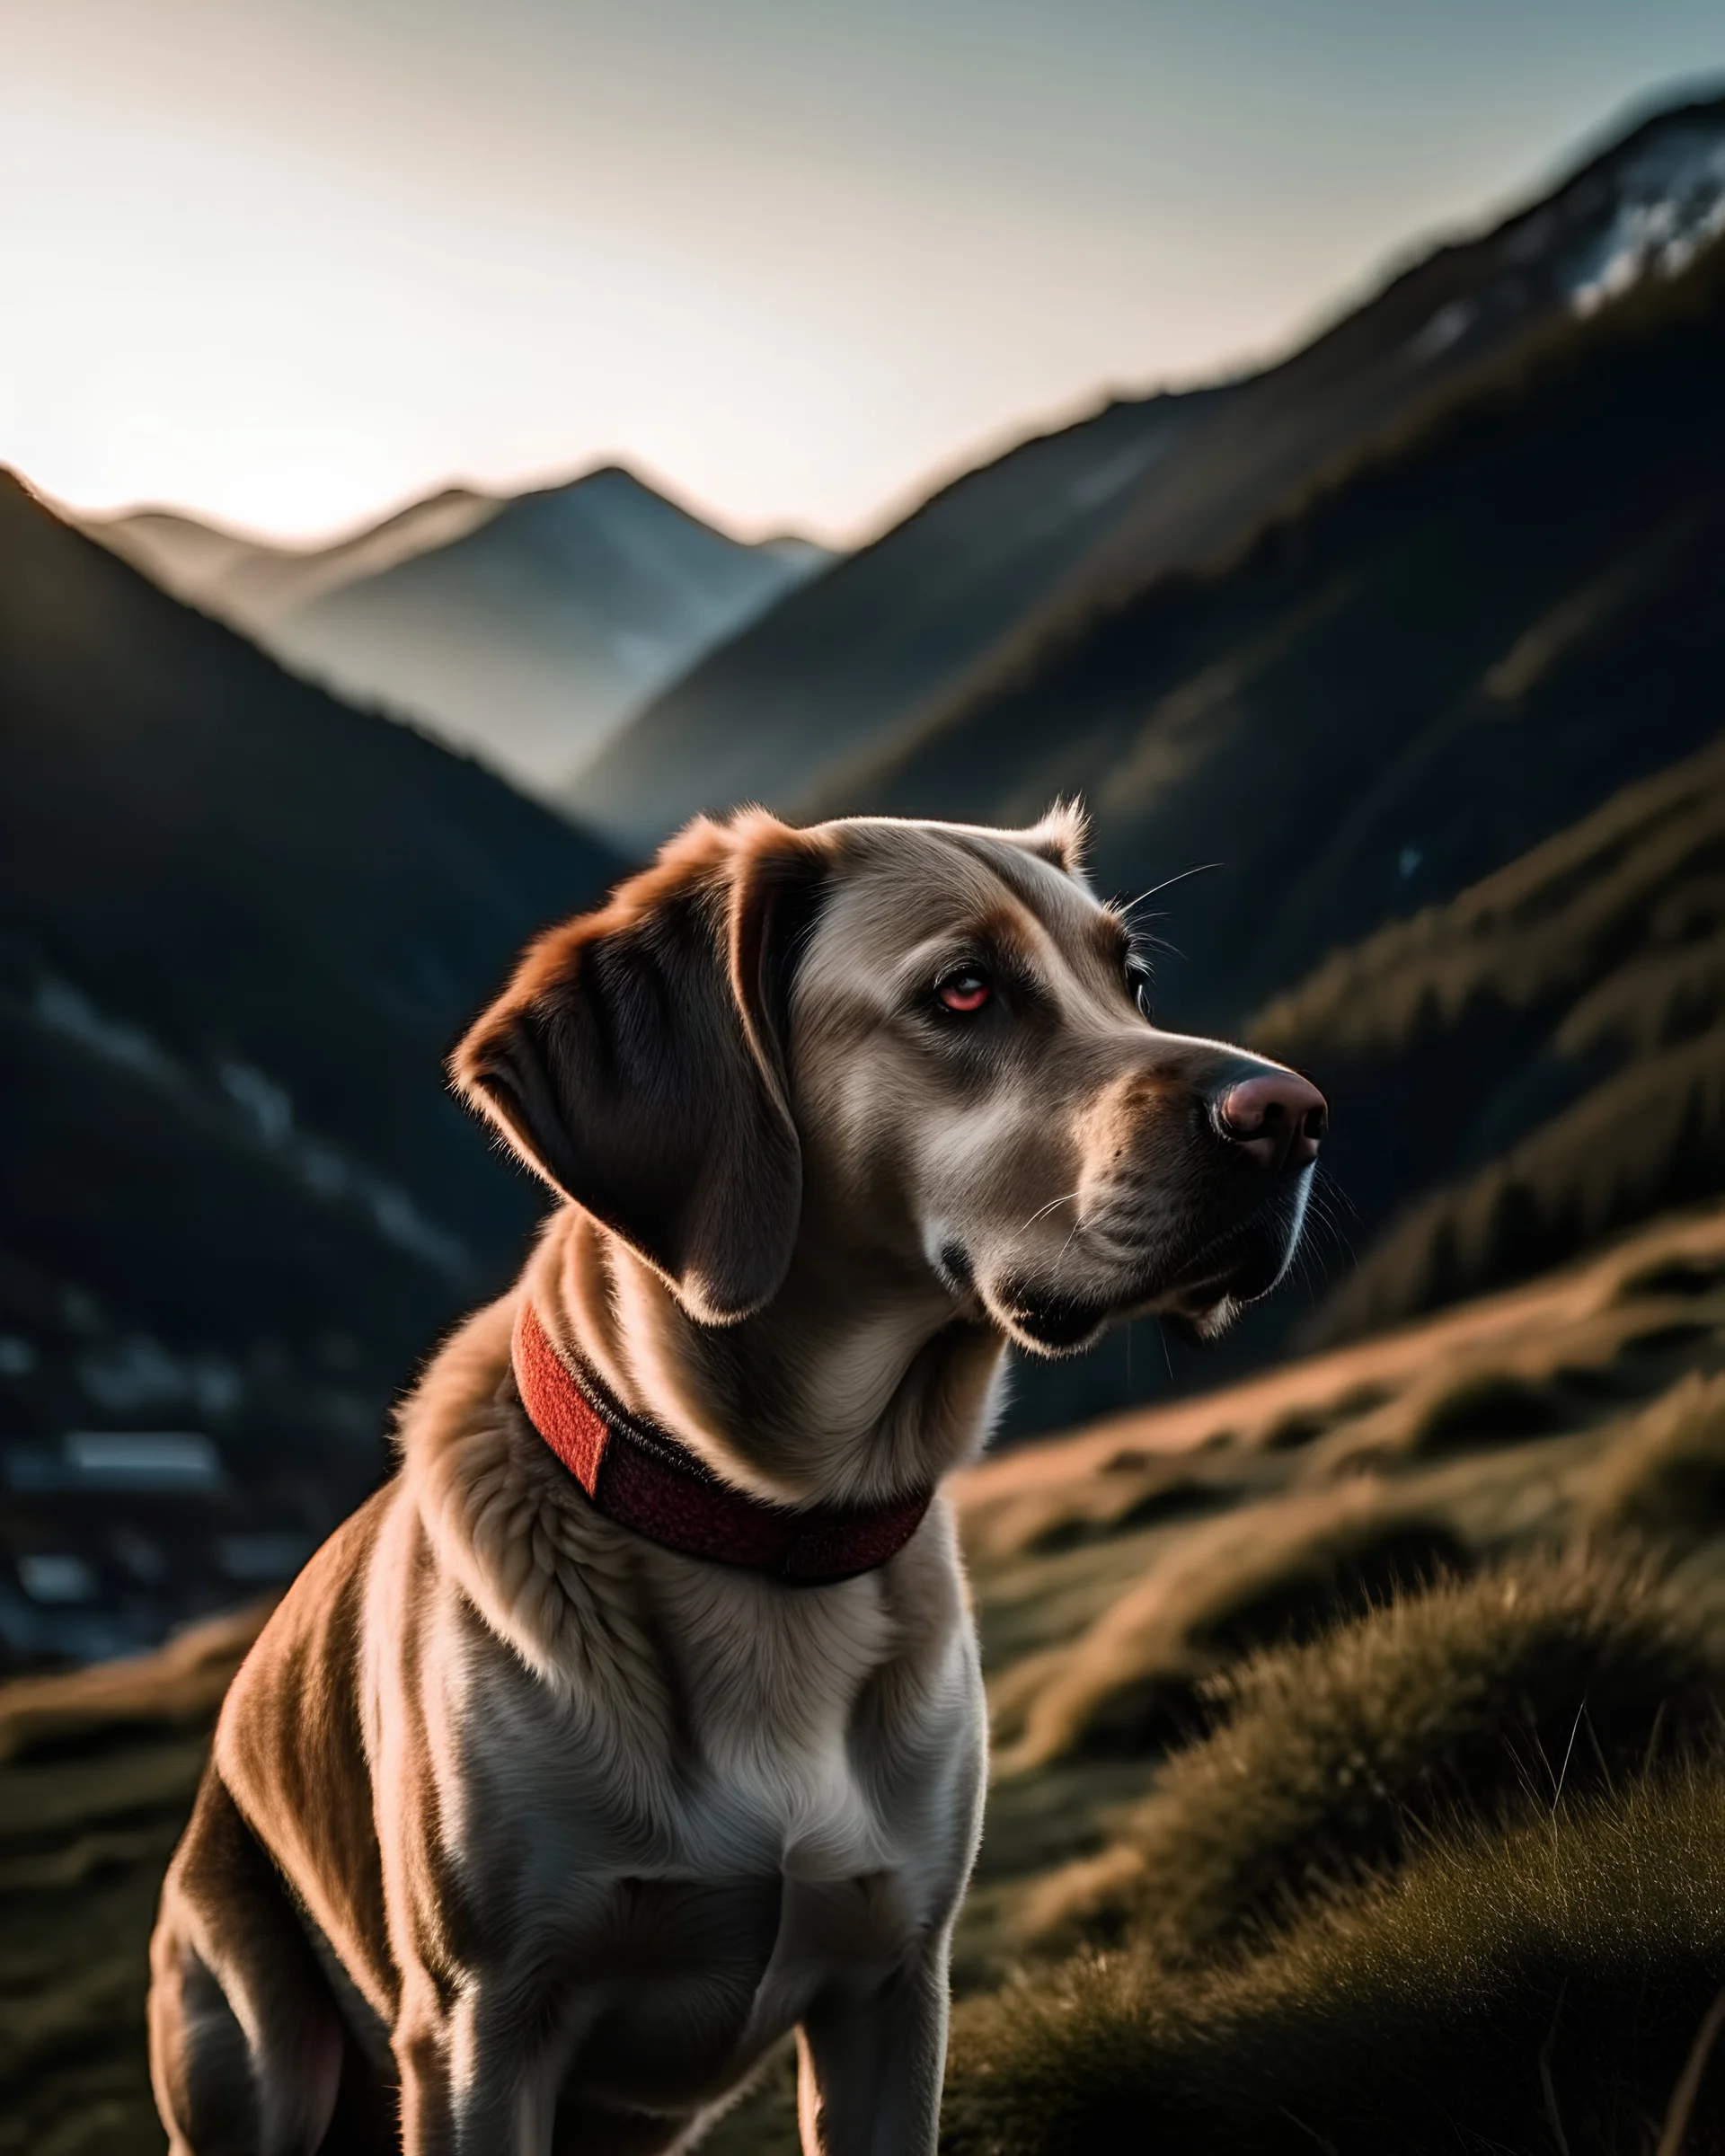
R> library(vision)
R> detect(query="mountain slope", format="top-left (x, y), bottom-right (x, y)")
top-left (1252, 730), bottom-right (1725, 1344)
top-left (0, 471), bottom-right (623, 1661)
top-left (582, 92), bottom-right (1725, 853)
top-left (85, 470), bottom-right (832, 797)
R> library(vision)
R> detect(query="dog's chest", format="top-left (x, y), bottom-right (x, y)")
top-left (668, 1576), bottom-right (906, 1875)
top-left (441, 1570), bottom-right (969, 2097)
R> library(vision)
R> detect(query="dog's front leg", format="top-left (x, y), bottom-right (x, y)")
top-left (795, 1941), bottom-right (951, 2156)
top-left (395, 1980), bottom-right (570, 2156)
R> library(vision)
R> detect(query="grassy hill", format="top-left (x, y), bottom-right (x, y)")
top-left (0, 473), bottom-right (622, 1664)
top-left (1252, 730), bottom-right (1725, 1347)
top-left (8, 1195), bottom-right (1725, 2150)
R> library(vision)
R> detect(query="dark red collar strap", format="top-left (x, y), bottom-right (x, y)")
top-left (510, 1303), bottom-right (932, 1586)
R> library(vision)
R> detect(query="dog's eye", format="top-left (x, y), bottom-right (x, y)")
top-left (938, 968), bottom-right (993, 1013)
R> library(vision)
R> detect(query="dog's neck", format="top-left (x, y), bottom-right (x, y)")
top-left (524, 1207), bottom-right (1005, 1510)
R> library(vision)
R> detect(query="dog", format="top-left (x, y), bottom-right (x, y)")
top-left (147, 805), bottom-right (1325, 2154)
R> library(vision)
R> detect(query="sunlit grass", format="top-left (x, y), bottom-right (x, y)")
top-left (1022, 1553), bottom-right (1722, 1961)
top-left (947, 1760), bottom-right (1725, 2155)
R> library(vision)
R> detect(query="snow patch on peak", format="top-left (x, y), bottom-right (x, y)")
top-left (1569, 119), bottom-right (1725, 315)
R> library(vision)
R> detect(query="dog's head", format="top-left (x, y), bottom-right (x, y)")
top-left (453, 807), bottom-right (1324, 1355)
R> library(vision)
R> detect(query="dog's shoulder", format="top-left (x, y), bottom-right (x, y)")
top-left (217, 1489), bottom-right (391, 1803)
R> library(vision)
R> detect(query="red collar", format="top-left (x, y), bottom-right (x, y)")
top-left (510, 1302), bottom-right (933, 1586)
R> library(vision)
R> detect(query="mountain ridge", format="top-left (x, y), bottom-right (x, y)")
top-left (81, 466), bottom-right (835, 800)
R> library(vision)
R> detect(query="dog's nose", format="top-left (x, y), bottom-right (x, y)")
top-left (1216, 1070), bottom-right (1327, 1171)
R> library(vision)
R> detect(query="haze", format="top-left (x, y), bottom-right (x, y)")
top-left (4, 0), bottom-right (1720, 544)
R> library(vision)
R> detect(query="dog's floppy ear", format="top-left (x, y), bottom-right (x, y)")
top-left (452, 815), bottom-right (828, 1324)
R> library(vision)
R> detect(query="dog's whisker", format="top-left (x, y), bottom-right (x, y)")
top-left (1022, 1188), bottom-right (1084, 1231)
top-left (1114, 862), bottom-right (1223, 918)
top-left (1314, 1165), bottom-right (1363, 1222)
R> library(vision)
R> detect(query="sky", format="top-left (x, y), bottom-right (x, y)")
top-left (3, 1), bottom-right (1721, 546)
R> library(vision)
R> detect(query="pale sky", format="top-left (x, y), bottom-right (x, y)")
top-left (3, 0), bottom-right (1721, 545)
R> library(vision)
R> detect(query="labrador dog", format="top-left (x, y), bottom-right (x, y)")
top-left (148, 806), bottom-right (1324, 2155)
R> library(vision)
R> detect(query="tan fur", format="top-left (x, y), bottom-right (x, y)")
top-left (149, 807), bottom-right (1320, 2154)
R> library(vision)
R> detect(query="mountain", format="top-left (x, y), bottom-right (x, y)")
top-left (578, 92), bottom-right (1725, 854)
top-left (833, 104), bottom-right (1725, 1015)
top-left (87, 487), bottom-right (504, 627)
top-left (567, 388), bottom-right (1234, 844)
top-left (84, 469), bottom-right (833, 798)
top-left (0, 470), bottom-right (624, 1666)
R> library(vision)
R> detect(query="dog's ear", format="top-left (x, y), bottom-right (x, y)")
top-left (451, 816), bottom-right (829, 1324)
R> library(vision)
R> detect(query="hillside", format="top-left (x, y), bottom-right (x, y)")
top-left (9, 1196), bottom-right (1725, 2151)
top-left (1251, 730), bottom-right (1725, 1346)
top-left (0, 471), bottom-right (622, 1666)
top-left (85, 470), bottom-right (831, 797)
top-left (579, 92), bottom-right (1725, 857)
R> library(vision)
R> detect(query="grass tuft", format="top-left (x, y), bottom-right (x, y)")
top-left (1022, 1554), bottom-right (1722, 1963)
top-left (946, 1763), bottom-right (1725, 2155)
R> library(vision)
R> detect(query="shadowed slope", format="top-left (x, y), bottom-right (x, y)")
top-left (568, 390), bottom-right (1227, 846)
top-left (0, 472), bottom-right (622, 1659)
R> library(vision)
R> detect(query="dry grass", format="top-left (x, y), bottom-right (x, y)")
top-left (989, 1483), bottom-right (1468, 1774)
top-left (1586, 1370), bottom-right (1725, 1553)
top-left (940, 1205), bottom-right (1725, 2152)
top-left (1020, 1555), bottom-right (1722, 1960)
top-left (943, 1764), bottom-right (1725, 2155)
top-left (0, 1605), bottom-right (271, 2155)
top-left (949, 1198), bottom-right (1725, 2007)
top-left (957, 1201), bottom-right (1725, 1561)
top-left (0, 1603), bottom-right (270, 1766)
